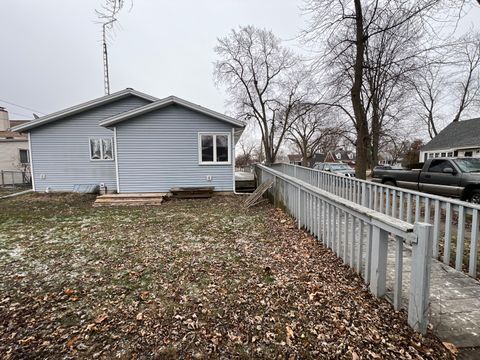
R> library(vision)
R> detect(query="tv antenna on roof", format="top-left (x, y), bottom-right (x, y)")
top-left (95, 0), bottom-right (131, 95)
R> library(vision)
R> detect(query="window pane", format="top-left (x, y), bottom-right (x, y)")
top-left (428, 160), bottom-right (451, 173)
top-left (201, 135), bottom-right (214, 162)
top-left (102, 138), bottom-right (113, 160)
top-left (90, 139), bottom-right (101, 159)
top-left (216, 135), bottom-right (229, 162)
top-left (19, 149), bottom-right (29, 163)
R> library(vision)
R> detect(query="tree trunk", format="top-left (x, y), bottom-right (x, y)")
top-left (351, 0), bottom-right (368, 180)
top-left (371, 96), bottom-right (381, 168)
top-left (301, 140), bottom-right (310, 167)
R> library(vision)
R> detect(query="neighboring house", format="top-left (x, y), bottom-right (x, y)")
top-left (0, 107), bottom-right (31, 174)
top-left (287, 154), bottom-right (303, 166)
top-left (324, 149), bottom-right (356, 166)
top-left (309, 153), bottom-right (326, 168)
top-left (378, 151), bottom-right (402, 167)
top-left (419, 117), bottom-right (480, 162)
top-left (12, 89), bottom-right (245, 193)
top-left (286, 152), bottom-right (325, 168)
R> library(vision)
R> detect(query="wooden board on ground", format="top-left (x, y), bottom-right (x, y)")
top-left (244, 180), bottom-right (273, 208)
top-left (93, 193), bottom-right (166, 207)
top-left (170, 186), bottom-right (215, 199)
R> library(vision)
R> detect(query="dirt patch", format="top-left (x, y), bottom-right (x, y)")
top-left (0, 193), bottom-right (453, 359)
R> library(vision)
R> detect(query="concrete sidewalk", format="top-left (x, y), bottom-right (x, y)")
top-left (384, 241), bottom-right (480, 358)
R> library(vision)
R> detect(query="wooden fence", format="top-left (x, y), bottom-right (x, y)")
top-left (257, 164), bottom-right (434, 333)
top-left (271, 163), bottom-right (480, 279)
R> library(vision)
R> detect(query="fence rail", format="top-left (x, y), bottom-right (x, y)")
top-left (272, 163), bottom-right (480, 279)
top-left (0, 170), bottom-right (31, 188)
top-left (256, 164), bottom-right (433, 334)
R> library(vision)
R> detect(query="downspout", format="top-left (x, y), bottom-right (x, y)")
top-left (232, 127), bottom-right (244, 195)
top-left (28, 132), bottom-right (36, 191)
top-left (114, 127), bottom-right (120, 193)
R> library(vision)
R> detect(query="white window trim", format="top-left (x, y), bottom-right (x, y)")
top-left (198, 132), bottom-right (231, 165)
top-left (89, 137), bottom-right (115, 162)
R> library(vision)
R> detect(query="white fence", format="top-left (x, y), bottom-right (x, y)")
top-left (0, 170), bottom-right (31, 187)
top-left (272, 163), bottom-right (480, 279)
top-left (256, 164), bottom-right (433, 334)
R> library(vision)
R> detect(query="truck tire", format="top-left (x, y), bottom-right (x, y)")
top-left (469, 189), bottom-right (480, 204)
top-left (384, 180), bottom-right (396, 187)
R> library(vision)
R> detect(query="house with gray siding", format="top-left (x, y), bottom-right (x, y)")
top-left (12, 89), bottom-right (245, 193)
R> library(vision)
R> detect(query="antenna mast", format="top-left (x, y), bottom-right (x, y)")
top-left (96, 0), bottom-right (126, 96)
top-left (102, 22), bottom-right (113, 95)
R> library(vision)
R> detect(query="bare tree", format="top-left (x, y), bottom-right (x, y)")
top-left (214, 26), bottom-right (315, 165)
top-left (287, 105), bottom-right (345, 166)
top-left (235, 135), bottom-right (260, 167)
top-left (414, 33), bottom-right (480, 139)
top-left (302, 0), bottom-right (469, 178)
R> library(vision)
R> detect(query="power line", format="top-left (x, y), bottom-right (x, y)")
top-left (9, 111), bottom-right (33, 119)
top-left (0, 98), bottom-right (46, 115)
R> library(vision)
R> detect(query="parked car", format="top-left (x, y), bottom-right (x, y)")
top-left (371, 157), bottom-right (480, 203)
top-left (314, 162), bottom-right (356, 177)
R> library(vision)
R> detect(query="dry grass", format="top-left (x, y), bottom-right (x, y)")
top-left (0, 193), bottom-right (453, 359)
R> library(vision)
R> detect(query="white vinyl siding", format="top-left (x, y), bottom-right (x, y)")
top-left (29, 96), bottom-right (150, 192)
top-left (116, 104), bottom-right (237, 193)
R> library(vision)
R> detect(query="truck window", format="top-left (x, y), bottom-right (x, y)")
top-left (428, 160), bottom-right (452, 173)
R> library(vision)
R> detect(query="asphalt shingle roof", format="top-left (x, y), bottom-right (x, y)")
top-left (421, 117), bottom-right (480, 151)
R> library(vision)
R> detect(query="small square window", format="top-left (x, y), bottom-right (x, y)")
top-left (90, 137), bottom-right (114, 161)
top-left (199, 133), bottom-right (230, 164)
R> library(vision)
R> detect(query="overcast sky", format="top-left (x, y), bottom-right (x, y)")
top-left (1, 1), bottom-right (479, 121)
top-left (0, 0), bottom-right (305, 119)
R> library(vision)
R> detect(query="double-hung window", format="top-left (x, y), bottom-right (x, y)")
top-left (199, 133), bottom-right (230, 164)
top-left (89, 137), bottom-right (114, 161)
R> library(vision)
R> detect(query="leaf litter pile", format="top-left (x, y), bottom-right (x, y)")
top-left (0, 193), bottom-right (453, 359)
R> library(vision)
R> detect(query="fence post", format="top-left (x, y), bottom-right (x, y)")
top-left (297, 186), bottom-right (301, 229)
top-left (361, 183), bottom-right (367, 207)
top-left (408, 222), bottom-right (433, 334)
top-left (11, 172), bottom-right (15, 189)
top-left (1, 170), bottom-right (3, 187)
top-left (273, 175), bottom-right (277, 207)
top-left (369, 225), bottom-right (389, 297)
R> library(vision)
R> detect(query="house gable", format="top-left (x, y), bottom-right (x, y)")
top-left (29, 95), bottom-right (151, 192)
top-left (422, 117), bottom-right (480, 152)
top-left (11, 89), bottom-right (157, 133)
top-left (99, 95), bottom-right (244, 128)
top-left (114, 104), bottom-right (238, 193)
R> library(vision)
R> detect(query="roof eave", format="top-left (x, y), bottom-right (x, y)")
top-left (11, 89), bottom-right (158, 133)
top-left (99, 96), bottom-right (245, 128)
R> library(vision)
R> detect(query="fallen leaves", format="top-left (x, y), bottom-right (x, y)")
top-left (0, 194), bottom-right (455, 359)
top-left (286, 325), bottom-right (294, 346)
top-left (94, 312), bottom-right (108, 324)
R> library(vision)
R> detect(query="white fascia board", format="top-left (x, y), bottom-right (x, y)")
top-left (100, 95), bottom-right (245, 128)
top-left (11, 89), bottom-right (158, 133)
